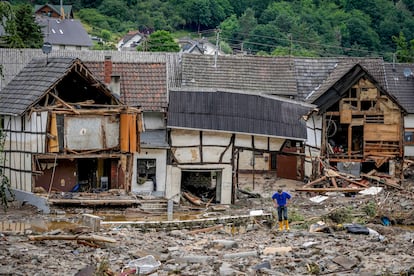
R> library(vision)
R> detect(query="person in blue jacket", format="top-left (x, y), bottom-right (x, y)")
top-left (272, 188), bottom-right (292, 231)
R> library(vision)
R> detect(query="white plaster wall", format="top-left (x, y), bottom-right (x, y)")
top-left (30, 111), bottom-right (47, 153)
top-left (235, 134), bottom-right (252, 148)
top-left (238, 150), bottom-right (268, 170)
top-left (269, 137), bottom-right (284, 151)
top-left (173, 147), bottom-right (201, 163)
top-left (405, 146), bottom-right (414, 157)
top-left (132, 149), bottom-right (167, 194)
top-left (304, 114), bottom-right (323, 177)
top-left (170, 129), bottom-right (200, 146)
top-left (403, 115), bottom-right (414, 158)
top-left (202, 131), bottom-right (232, 146)
top-left (202, 146), bottom-right (232, 163)
top-left (143, 112), bottom-right (165, 130)
top-left (3, 115), bottom-right (35, 192)
top-left (165, 166), bottom-right (182, 202)
top-left (171, 130), bottom-right (233, 164)
top-left (52, 45), bottom-right (90, 51)
top-left (404, 115), bottom-right (414, 127)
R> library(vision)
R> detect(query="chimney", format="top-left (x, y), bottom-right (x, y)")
top-left (109, 75), bottom-right (121, 97)
top-left (104, 56), bottom-right (112, 84)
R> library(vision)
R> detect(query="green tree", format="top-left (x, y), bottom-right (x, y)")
top-left (0, 1), bottom-right (23, 48)
top-left (245, 24), bottom-right (286, 54)
top-left (341, 10), bottom-right (380, 54)
top-left (219, 14), bottom-right (239, 43)
top-left (238, 8), bottom-right (257, 40)
top-left (14, 4), bottom-right (43, 48)
top-left (392, 32), bottom-right (414, 62)
top-left (98, 0), bottom-right (133, 22)
top-left (0, 128), bottom-right (12, 211)
top-left (181, 0), bottom-right (212, 31)
top-left (137, 30), bottom-right (180, 52)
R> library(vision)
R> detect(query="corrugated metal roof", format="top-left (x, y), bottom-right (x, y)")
top-left (168, 89), bottom-right (314, 139)
top-left (384, 63), bottom-right (414, 113)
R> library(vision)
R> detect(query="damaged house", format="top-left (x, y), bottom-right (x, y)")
top-left (304, 63), bottom-right (406, 179)
top-left (167, 89), bottom-right (314, 204)
top-left (179, 54), bottom-right (306, 181)
top-left (0, 57), bottom-right (141, 210)
top-left (84, 55), bottom-right (173, 197)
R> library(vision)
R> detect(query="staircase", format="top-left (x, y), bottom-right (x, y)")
top-left (138, 198), bottom-right (169, 212)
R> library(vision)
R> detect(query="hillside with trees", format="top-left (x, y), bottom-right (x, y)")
top-left (6, 0), bottom-right (414, 61)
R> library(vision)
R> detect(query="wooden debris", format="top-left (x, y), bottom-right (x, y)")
top-left (299, 161), bottom-right (403, 193)
top-left (188, 224), bottom-right (224, 235)
top-left (295, 187), bottom-right (365, 193)
top-left (182, 191), bottom-right (203, 206)
top-left (28, 234), bottom-right (116, 243)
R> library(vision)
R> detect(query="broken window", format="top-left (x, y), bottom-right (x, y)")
top-left (404, 130), bottom-right (414, 145)
top-left (137, 159), bottom-right (156, 186)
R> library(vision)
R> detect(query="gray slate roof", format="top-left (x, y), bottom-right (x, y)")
top-left (0, 49), bottom-right (180, 91)
top-left (294, 57), bottom-right (386, 101)
top-left (168, 88), bottom-right (314, 140)
top-left (383, 63), bottom-right (414, 113)
top-left (36, 18), bottom-right (93, 47)
top-left (0, 57), bottom-right (112, 115)
top-left (181, 54), bottom-right (298, 97)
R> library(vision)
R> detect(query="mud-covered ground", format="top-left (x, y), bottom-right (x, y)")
top-left (1, 176), bottom-right (413, 276)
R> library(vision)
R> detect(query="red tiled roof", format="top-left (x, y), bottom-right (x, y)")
top-left (85, 61), bottom-right (167, 111)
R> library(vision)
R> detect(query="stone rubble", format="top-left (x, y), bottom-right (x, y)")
top-left (0, 178), bottom-right (413, 275)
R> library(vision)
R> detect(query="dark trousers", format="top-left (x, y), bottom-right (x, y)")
top-left (277, 206), bottom-right (288, 221)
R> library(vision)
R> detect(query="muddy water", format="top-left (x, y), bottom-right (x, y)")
top-left (0, 210), bottom-right (206, 233)
top-left (0, 218), bottom-right (78, 233)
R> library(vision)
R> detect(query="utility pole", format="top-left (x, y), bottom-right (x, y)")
top-left (214, 29), bottom-right (220, 68)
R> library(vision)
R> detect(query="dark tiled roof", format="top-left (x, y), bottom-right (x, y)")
top-left (384, 63), bottom-right (414, 113)
top-left (35, 4), bottom-right (73, 18)
top-left (0, 57), bottom-right (70, 115)
top-left (168, 89), bottom-right (313, 139)
top-left (37, 18), bottom-right (92, 47)
top-left (85, 62), bottom-right (168, 111)
top-left (307, 63), bottom-right (405, 114)
top-left (296, 57), bottom-right (386, 102)
top-left (0, 57), bottom-right (117, 116)
top-left (181, 54), bottom-right (297, 97)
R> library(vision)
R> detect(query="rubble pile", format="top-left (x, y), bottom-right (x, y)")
top-left (1, 175), bottom-right (413, 275)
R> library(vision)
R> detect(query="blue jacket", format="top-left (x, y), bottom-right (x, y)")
top-left (272, 191), bottom-right (291, 206)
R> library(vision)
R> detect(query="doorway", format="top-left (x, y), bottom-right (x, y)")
top-left (181, 170), bottom-right (222, 203)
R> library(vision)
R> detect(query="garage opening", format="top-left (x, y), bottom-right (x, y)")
top-left (181, 170), bottom-right (222, 203)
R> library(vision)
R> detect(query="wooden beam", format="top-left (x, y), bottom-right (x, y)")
top-left (48, 92), bottom-right (80, 114)
top-left (28, 234), bottom-right (116, 243)
top-left (295, 187), bottom-right (365, 193)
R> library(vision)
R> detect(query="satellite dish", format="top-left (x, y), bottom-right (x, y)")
top-left (403, 68), bottom-right (412, 79)
top-left (42, 42), bottom-right (52, 54)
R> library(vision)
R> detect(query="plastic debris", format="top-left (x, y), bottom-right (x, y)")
top-left (122, 255), bottom-right (161, 275)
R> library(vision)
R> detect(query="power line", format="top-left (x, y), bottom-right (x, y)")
top-left (152, 28), bottom-right (412, 60)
